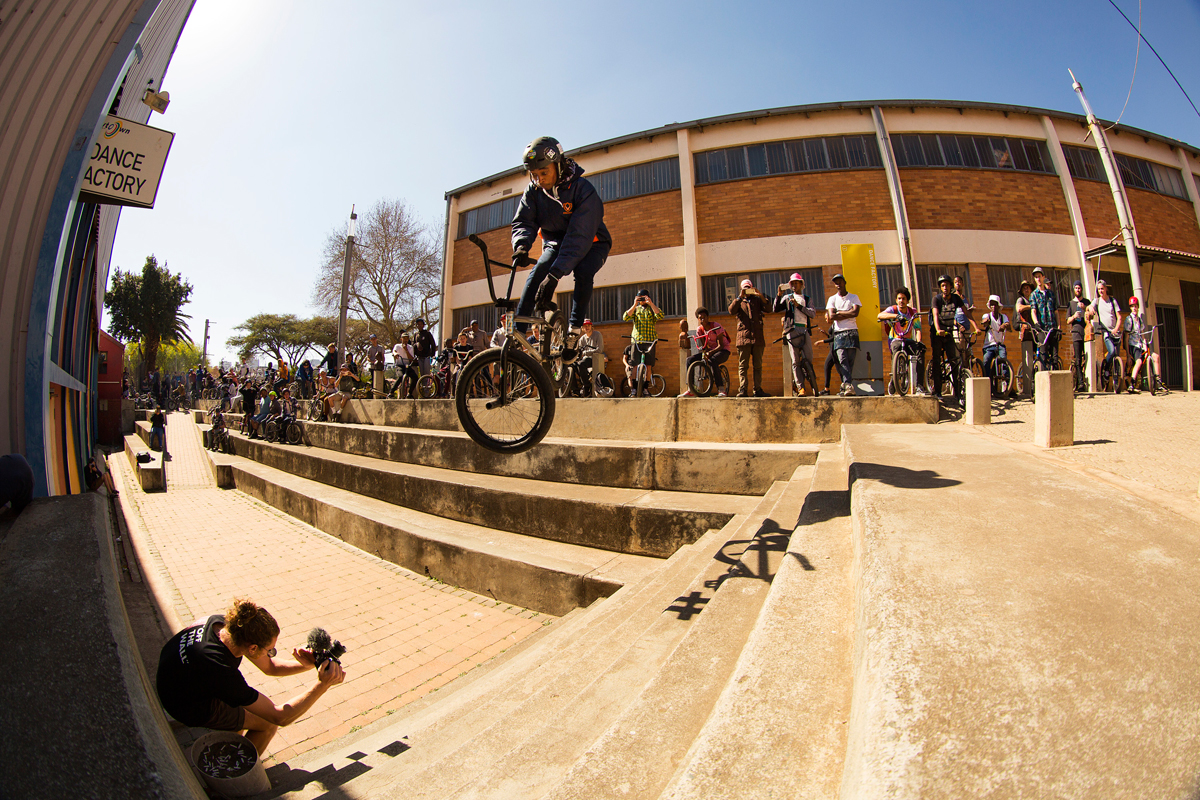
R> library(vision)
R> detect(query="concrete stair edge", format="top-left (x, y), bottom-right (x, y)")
top-left (535, 466), bottom-right (813, 800)
top-left (660, 446), bottom-right (857, 800)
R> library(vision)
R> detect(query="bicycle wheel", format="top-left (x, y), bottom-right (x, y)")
top-left (264, 420), bottom-right (279, 442)
top-left (993, 359), bottom-right (1013, 397)
top-left (286, 421), bottom-right (303, 444)
top-left (688, 361), bottom-right (716, 397)
top-left (541, 311), bottom-right (568, 391)
top-left (619, 377), bottom-right (634, 397)
top-left (417, 374), bottom-right (439, 399)
top-left (890, 351), bottom-right (909, 396)
top-left (557, 366), bottom-right (575, 398)
top-left (455, 347), bottom-right (555, 454)
top-left (594, 373), bottom-right (614, 398)
top-left (649, 374), bottom-right (666, 397)
top-left (719, 366), bottom-right (730, 393)
top-left (1112, 357), bottom-right (1125, 393)
top-left (970, 358), bottom-right (985, 378)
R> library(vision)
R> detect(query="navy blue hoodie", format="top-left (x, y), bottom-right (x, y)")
top-left (511, 160), bottom-right (612, 277)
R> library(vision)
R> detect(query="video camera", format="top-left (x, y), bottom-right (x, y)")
top-left (306, 627), bottom-right (347, 670)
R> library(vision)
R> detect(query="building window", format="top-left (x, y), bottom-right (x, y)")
top-left (1181, 280), bottom-right (1200, 318)
top-left (1062, 145), bottom-right (1188, 200)
top-left (701, 269), bottom-right (827, 314)
top-left (99, 351), bottom-right (108, 374)
top-left (891, 133), bottom-right (1055, 175)
top-left (457, 195), bottom-right (520, 240)
top-left (913, 265), bottom-right (973, 307)
top-left (450, 305), bottom-right (502, 341)
top-left (591, 157), bottom-right (681, 203)
top-left (986, 265), bottom-right (1077, 308)
top-left (559, 278), bottom-right (688, 325)
top-left (693, 134), bottom-right (883, 186)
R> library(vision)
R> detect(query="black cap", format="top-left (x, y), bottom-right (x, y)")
top-left (937, 274), bottom-right (951, 286)
top-left (636, 288), bottom-right (649, 297)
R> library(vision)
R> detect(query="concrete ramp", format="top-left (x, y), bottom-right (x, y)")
top-left (841, 424), bottom-right (1200, 799)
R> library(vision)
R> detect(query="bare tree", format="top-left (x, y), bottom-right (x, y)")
top-left (312, 198), bottom-right (442, 344)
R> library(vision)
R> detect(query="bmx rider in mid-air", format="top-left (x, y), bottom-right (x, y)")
top-left (510, 136), bottom-right (612, 360)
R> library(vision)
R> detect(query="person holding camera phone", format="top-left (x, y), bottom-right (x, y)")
top-left (728, 278), bottom-right (770, 397)
top-left (511, 136), bottom-right (612, 358)
top-left (156, 598), bottom-right (345, 756)
top-left (623, 289), bottom-right (665, 388)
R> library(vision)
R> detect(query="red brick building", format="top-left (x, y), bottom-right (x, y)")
top-left (442, 101), bottom-right (1200, 394)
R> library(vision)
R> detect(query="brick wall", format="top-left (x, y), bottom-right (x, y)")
top-left (695, 171), bottom-right (895, 244)
top-left (606, 191), bottom-right (684, 255)
top-left (451, 227), bottom-right (542, 286)
top-left (1074, 180), bottom-right (1121, 242)
top-left (1185, 314), bottom-right (1200, 388)
top-left (1126, 189), bottom-right (1200, 254)
top-left (901, 170), bottom-right (1073, 235)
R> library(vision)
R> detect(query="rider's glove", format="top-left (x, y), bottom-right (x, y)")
top-left (512, 248), bottom-right (532, 269)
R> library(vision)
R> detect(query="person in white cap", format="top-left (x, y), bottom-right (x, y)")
top-left (980, 295), bottom-right (1012, 383)
top-left (774, 273), bottom-right (818, 394)
top-left (728, 278), bottom-right (770, 397)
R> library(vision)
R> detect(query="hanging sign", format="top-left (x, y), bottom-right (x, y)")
top-left (77, 115), bottom-right (175, 209)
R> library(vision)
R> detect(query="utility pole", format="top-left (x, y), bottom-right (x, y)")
top-left (337, 205), bottom-right (357, 370)
top-left (1069, 69), bottom-right (1146, 309)
top-left (201, 319), bottom-right (210, 367)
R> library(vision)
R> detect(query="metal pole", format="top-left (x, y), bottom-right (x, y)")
top-left (201, 319), bottom-right (210, 366)
top-left (872, 106), bottom-right (919, 312)
top-left (1069, 70), bottom-right (1147, 310)
top-left (337, 205), bottom-right (357, 370)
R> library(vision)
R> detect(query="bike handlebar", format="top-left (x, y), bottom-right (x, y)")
top-left (468, 234), bottom-right (520, 308)
top-left (621, 336), bottom-right (668, 343)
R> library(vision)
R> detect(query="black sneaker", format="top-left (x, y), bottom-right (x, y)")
top-left (753, 389), bottom-right (770, 397)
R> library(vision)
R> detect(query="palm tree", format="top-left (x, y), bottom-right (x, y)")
top-left (105, 255), bottom-right (194, 374)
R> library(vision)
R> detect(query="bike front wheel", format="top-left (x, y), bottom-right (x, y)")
top-left (649, 374), bottom-right (666, 397)
top-left (890, 351), bottom-right (910, 396)
top-left (417, 374), bottom-right (440, 399)
top-left (593, 373), bottom-right (614, 398)
top-left (687, 361), bottom-right (716, 397)
top-left (286, 421), bottom-right (303, 444)
top-left (455, 347), bottom-right (555, 454)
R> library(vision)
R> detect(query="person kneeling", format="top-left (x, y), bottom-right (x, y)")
top-left (156, 598), bottom-right (345, 756)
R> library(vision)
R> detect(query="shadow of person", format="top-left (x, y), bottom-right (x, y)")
top-left (852, 463), bottom-right (961, 489)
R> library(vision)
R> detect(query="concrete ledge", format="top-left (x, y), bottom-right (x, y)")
top-left (841, 424), bottom-right (1200, 797)
top-left (276, 418), bottom-right (815, 495)
top-left (124, 434), bottom-right (164, 491)
top-left (223, 458), bottom-right (658, 616)
top-left (0, 494), bottom-right (204, 798)
top-left (226, 433), bottom-right (747, 558)
top-left (336, 396), bottom-right (938, 444)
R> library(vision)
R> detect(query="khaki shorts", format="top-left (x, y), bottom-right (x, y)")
top-left (203, 698), bottom-right (247, 731)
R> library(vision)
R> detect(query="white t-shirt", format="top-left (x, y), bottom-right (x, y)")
top-left (983, 312), bottom-right (1008, 347)
top-left (826, 292), bottom-right (861, 332)
top-left (392, 343), bottom-right (414, 366)
top-left (1094, 296), bottom-right (1121, 333)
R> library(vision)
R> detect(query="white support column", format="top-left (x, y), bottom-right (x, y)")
top-left (1042, 115), bottom-right (1097, 392)
top-left (677, 129), bottom-right (702, 323)
top-left (439, 195), bottom-right (459, 344)
top-left (871, 106), bottom-right (918, 311)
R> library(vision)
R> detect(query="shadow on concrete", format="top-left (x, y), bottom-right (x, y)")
top-left (263, 739), bottom-right (411, 796)
top-left (1071, 439), bottom-right (1115, 446)
top-left (851, 463), bottom-right (962, 490)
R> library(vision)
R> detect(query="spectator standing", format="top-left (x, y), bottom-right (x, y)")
top-left (1067, 281), bottom-right (1090, 382)
top-left (1029, 267), bottom-right (1060, 367)
top-left (462, 320), bottom-right (489, 356)
top-left (930, 274), bottom-right (966, 407)
top-left (623, 289), bottom-right (665, 389)
top-left (728, 278), bottom-right (770, 397)
top-left (390, 334), bottom-right (417, 398)
top-left (490, 315), bottom-right (508, 349)
top-left (683, 307), bottom-right (732, 397)
top-left (317, 343), bottom-right (338, 376)
top-left (878, 287), bottom-right (925, 395)
top-left (825, 273), bottom-right (862, 396)
top-left (774, 273), bottom-right (817, 395)
top-left (1124, 296), bottom-right (1159, 393)
top-left (366, 334), bottom-right (386, 394)
top-left (1088, 280), bottom-right (1123, 382)
top-left (297, 360), bottom-right (315, 399)
top-left (980, 295), bottom-right (1012, 383)
top-left (411, 319), bottom-right (436, 377)
top-left (1014, 280), bottom-right (1036, 393)
top-left (150, 405), bottom-right (167, 454)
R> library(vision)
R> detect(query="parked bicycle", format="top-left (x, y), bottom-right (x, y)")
top-left (1127, 325), bottom-right (1167, 395)
top-left (449, 235), bottom-right (561, 453)
top-left (769, 333), bottom-right (821, 397)
top-left (620, 336), bottom-right (668, 397)
top-left (264, 416), bottom-right (303, 445)
top-left (558, 355), bottom-right (614, 398)
top-left (886, 340), bottom-right (927, 397)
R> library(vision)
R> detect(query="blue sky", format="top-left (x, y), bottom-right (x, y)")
top-left (107, 0), bottom-right (1200, 365)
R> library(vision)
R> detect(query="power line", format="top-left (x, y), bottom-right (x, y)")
top-left (1106, 0), bottom-right (1200, 120)
top-left (1104, 0), bottom-right (1139, 130)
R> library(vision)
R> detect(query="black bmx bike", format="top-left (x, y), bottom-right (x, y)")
top-left (452, 235), bottom-right (563, 453)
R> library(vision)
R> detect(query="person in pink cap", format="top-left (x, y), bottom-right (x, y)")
top-left (728, 278), bottom-right (769, 396)
top-left (774, 272), bottom-right (819, 394)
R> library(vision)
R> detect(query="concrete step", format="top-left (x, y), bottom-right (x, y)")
top-left (278, 415), bottom-right (817, 495)
top-left (537, 464), bottom-right (813, 800)
top-left (217, 452), bottom-right (659, 616)
top-left (123, 433), bottom-right (163, 491)
top-left (662, 446), bottom-right (856, 800)
top-left (266, 514), bottom-right (764, 800)
top-left (331, 395), bottom-right (938, 444)
top-left (224, 431), bottom-right (754, 558)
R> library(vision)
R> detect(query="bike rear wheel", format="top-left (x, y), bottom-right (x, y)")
top-left (264, 420), bottom-right (279, 442)
top-left (541, 311), bottom-right (568, 391)
top-left (455, 347), bottom-right (555, 454)
top-left (687, 361), bottom-right (716, 397)
top-left (417, 374), bottom-right (440, 399)
top-left (649, 374), bottom-right (666, 397)
top-left (286, 421), bottom-right (303, 444)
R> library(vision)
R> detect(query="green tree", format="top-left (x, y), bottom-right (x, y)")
top-left (227, 313), bottom-right (319, 368)
top-left (105, 255), bottom-right (193, 374)
top-left (124, 340), bottom-right (204, 379)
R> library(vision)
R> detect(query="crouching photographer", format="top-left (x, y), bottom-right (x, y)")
top-left (156, 598), bottom-right (346, 755)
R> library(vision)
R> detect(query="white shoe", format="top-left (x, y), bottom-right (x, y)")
top-left (678, 390), bottom-right (695, 398)
top-left (845, 385), bottom-right (857, 396)
top-left (717, 391), bottom-right (727, 397)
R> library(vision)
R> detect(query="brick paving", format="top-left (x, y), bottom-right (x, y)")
top-left (112, 411), bottom-right (547, 767)
top-left (978, 390), bottom-right (1200, 498)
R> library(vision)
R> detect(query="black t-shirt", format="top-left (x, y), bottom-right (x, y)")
top-left (931, 293), bottom-right (966, 333)
top-left (156, 616), bottom-right (258, 726)
top-left (1068, 298), bottom-right (1091, 341)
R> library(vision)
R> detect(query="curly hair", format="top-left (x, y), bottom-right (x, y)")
top-left (223, 598), bottom-right (279, 650)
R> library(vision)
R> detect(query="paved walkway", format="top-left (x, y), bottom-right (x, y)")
top-left (111, 411), bottom-right (548, 767)
top-left (979, 390), bottom-right (1200, 499)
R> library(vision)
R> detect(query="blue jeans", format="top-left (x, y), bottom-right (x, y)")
top-left (1102, 334), bottom-right (1119, 371)
top-left (516, 243), bottom-right (610, 331)
top-left (982, 344), bottom-right (1007, 377)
